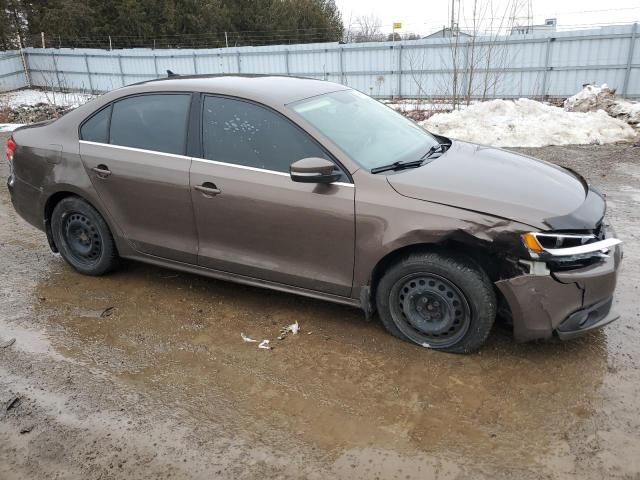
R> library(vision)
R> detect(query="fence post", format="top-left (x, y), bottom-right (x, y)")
top-left (339, 47), bottom-right (344, 85)
top-left (540, 36), bottom-right (554, 98)
top-left (236, 51), bottom-right (241, 73)
top-left (397, 44), bottom-right (403, 99)
top-left (285, 49), bottom-right (290, 75)
top-left (84, 53), bottom-right (94, 94)
top-left (51, 50), bottom-right (62, 91)
top-left (153, 55), bottom-right (159, 78)
top-left (192, 52), bottom-right (198, 74)
top-left (622, 22), bottom-right (638, 97)
top-left (461, 40), bottom-right (470, 101)
top-left (117, 54), bottom-right (125, 87)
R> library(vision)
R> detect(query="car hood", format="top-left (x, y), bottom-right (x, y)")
top-left (387, 140), bottom-right (590, 230)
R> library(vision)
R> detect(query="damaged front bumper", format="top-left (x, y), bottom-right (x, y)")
top-left (496, 229), bottom-right (623, 342)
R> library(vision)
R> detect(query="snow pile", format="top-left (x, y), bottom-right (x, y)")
top-left (421, 98), bottom-right (637, 148)
top-left (563, 84), bottom-right (616, 112)
top-left (0, 124), bottom-right (25, 132)
top-left (564, 84), bottom-right (640, 127)
top-left (609, 101), bottom-right (640, 126)
top-left (0, 89), bottom-right (94, 109)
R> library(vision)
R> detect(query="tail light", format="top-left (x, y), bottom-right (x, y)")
top-left (6, 136), bottom-right (16, 162)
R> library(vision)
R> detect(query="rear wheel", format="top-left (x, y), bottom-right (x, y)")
top-left (51, 196), bottom-right (119, 275)
top-left (376, 251), bottom-right (496, 353)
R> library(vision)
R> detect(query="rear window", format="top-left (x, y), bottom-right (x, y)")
top-left (109, 94), bottom-right (191, 155)
top-left (80, 105), bottom-right (111, 143)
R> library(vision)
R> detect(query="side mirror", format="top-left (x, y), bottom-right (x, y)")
top-left (290, 157), bottom-right (342, 184)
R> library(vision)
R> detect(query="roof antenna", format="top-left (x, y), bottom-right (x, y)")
top-left (167, 70), bottom-right (178, 78)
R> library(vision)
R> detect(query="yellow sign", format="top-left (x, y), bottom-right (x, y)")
top-left (393, 22), bottom-right (402, 30)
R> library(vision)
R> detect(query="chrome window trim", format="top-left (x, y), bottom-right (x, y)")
top-left (193, 158), bottom-right (354, 187)
top-left (79, 140), bottom-right (192, 160)
top-left (79, 140), bottom-right (354, 188)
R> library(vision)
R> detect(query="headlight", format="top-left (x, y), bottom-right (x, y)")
top-left (521, 232), bottom-right (621, 258)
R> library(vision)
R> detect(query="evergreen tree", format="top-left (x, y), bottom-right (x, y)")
top-left (0, 0), bottom-right (343, 49)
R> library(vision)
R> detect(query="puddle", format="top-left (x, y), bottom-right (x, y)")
top-left (0, 321), bottom-right (64, 360)
top-left (34, 262), bottom-right (611, 465)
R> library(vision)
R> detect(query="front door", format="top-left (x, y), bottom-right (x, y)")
top-left (190, 96), bottom-right (355, 297)
top-left (79, 93), bottom-right (198, 264)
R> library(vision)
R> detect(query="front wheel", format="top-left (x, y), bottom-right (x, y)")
top-left (376, 251), bottom-right (496, 353)
top-left (51, 196), bottom-right (119, 276)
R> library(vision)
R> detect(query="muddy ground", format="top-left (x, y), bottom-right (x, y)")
top-left (0, 135), bottom-right (639, 479)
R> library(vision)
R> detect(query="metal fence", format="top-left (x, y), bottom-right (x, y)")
top-left (1, 23), bottom-right (638, 99)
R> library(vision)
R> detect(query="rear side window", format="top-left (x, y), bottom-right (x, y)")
top-left (202, 96), bottom-right (330, 173)
top-left (109, 94), bottom-right (191, 155)
top-left (80, 105), bottom-right (111, 143)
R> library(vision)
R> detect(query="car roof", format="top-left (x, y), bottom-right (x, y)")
top-left (120, 74), bottom-right (351, 107)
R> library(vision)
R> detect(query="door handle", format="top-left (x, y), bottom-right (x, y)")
top-left (91, 165), bottom-right (111, 178)
top-left (194, 182), bottom-right (221, 197)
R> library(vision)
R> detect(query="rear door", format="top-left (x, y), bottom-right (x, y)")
top-left (190, 96), bottom-right (355, 296)
top-left (79, 93), bottom-right (198, 264)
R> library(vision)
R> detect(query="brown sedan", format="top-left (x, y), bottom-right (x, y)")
top-left (6, 75), bottom-right (623, 353)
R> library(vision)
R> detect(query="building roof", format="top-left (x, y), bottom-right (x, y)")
top-left (423, 28), bottom-right (472, 39)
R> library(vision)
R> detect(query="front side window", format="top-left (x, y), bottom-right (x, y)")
top-left (109, 94), bottom-right (191, 155)
top-left (80, 105), bottom-right (111, 143)
top-left (202, 96), bottom-right (333, 174)
top-left (290, 90), bottom-right (439, 171)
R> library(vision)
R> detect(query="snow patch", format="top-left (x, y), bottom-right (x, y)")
top-left (421, 98), bottom-right (636, 148)
top-left (0, 124), bottom-right (25, 132)
top-left (0, 89), bottom-right (95, 109)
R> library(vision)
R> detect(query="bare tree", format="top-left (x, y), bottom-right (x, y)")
top-left (352, 14), bottom-right (385, 43)
top-left (405, 0), bottom-right (526, 109)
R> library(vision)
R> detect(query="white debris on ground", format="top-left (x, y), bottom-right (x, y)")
top-left (241, 333), bottom-right (272, 350)
top-left (277, 321), bottom-right (300, 340)
top-left (564, 84), bottom-right (640, 127)
top-left (421, 97), bottom-right (637, 148)
top-left (241, 333), bottom-right (257, 343)
top-left (0, 88), bottom-right (95, 109)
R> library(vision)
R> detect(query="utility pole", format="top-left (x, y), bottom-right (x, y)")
top-left (450, 0), bottom-right (455, 32)
top-left (450, 0), bottom-right (461, 35)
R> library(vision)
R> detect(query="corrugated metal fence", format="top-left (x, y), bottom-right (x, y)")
top-left (1, 23), bottom-right (638, 98)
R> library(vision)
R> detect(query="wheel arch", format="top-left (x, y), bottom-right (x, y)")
top-left (43, 188), bottom-right (121, 254)
top-left (366, 236), bottom-right (510, 313)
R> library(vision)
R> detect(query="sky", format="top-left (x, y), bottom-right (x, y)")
top-left (335, 0), bottom-right (640, 35)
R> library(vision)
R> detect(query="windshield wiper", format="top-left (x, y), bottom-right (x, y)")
top-left (420, 143), bottom-right (448, 160)
top-left (371, 143), bottom-right (450, 174)
top-left (371, 159), bottom-right (425, 174)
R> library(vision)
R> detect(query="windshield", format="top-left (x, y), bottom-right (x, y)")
top-left (290, 90), bottom-right (439, 171)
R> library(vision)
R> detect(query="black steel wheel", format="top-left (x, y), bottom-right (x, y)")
top-left (376, 251), bottom-right (496, 353)
top-left (51, 196), bottom-right (119, 276)
top-left (391, 273), bottom-right (471, 348)
top-left (62, 212), bottom-right (103, 266)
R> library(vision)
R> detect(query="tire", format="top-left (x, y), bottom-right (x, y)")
top-left (376, 251), bottom-right (496, 354)
top-left (51, 196), bottom-right (119, 276)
